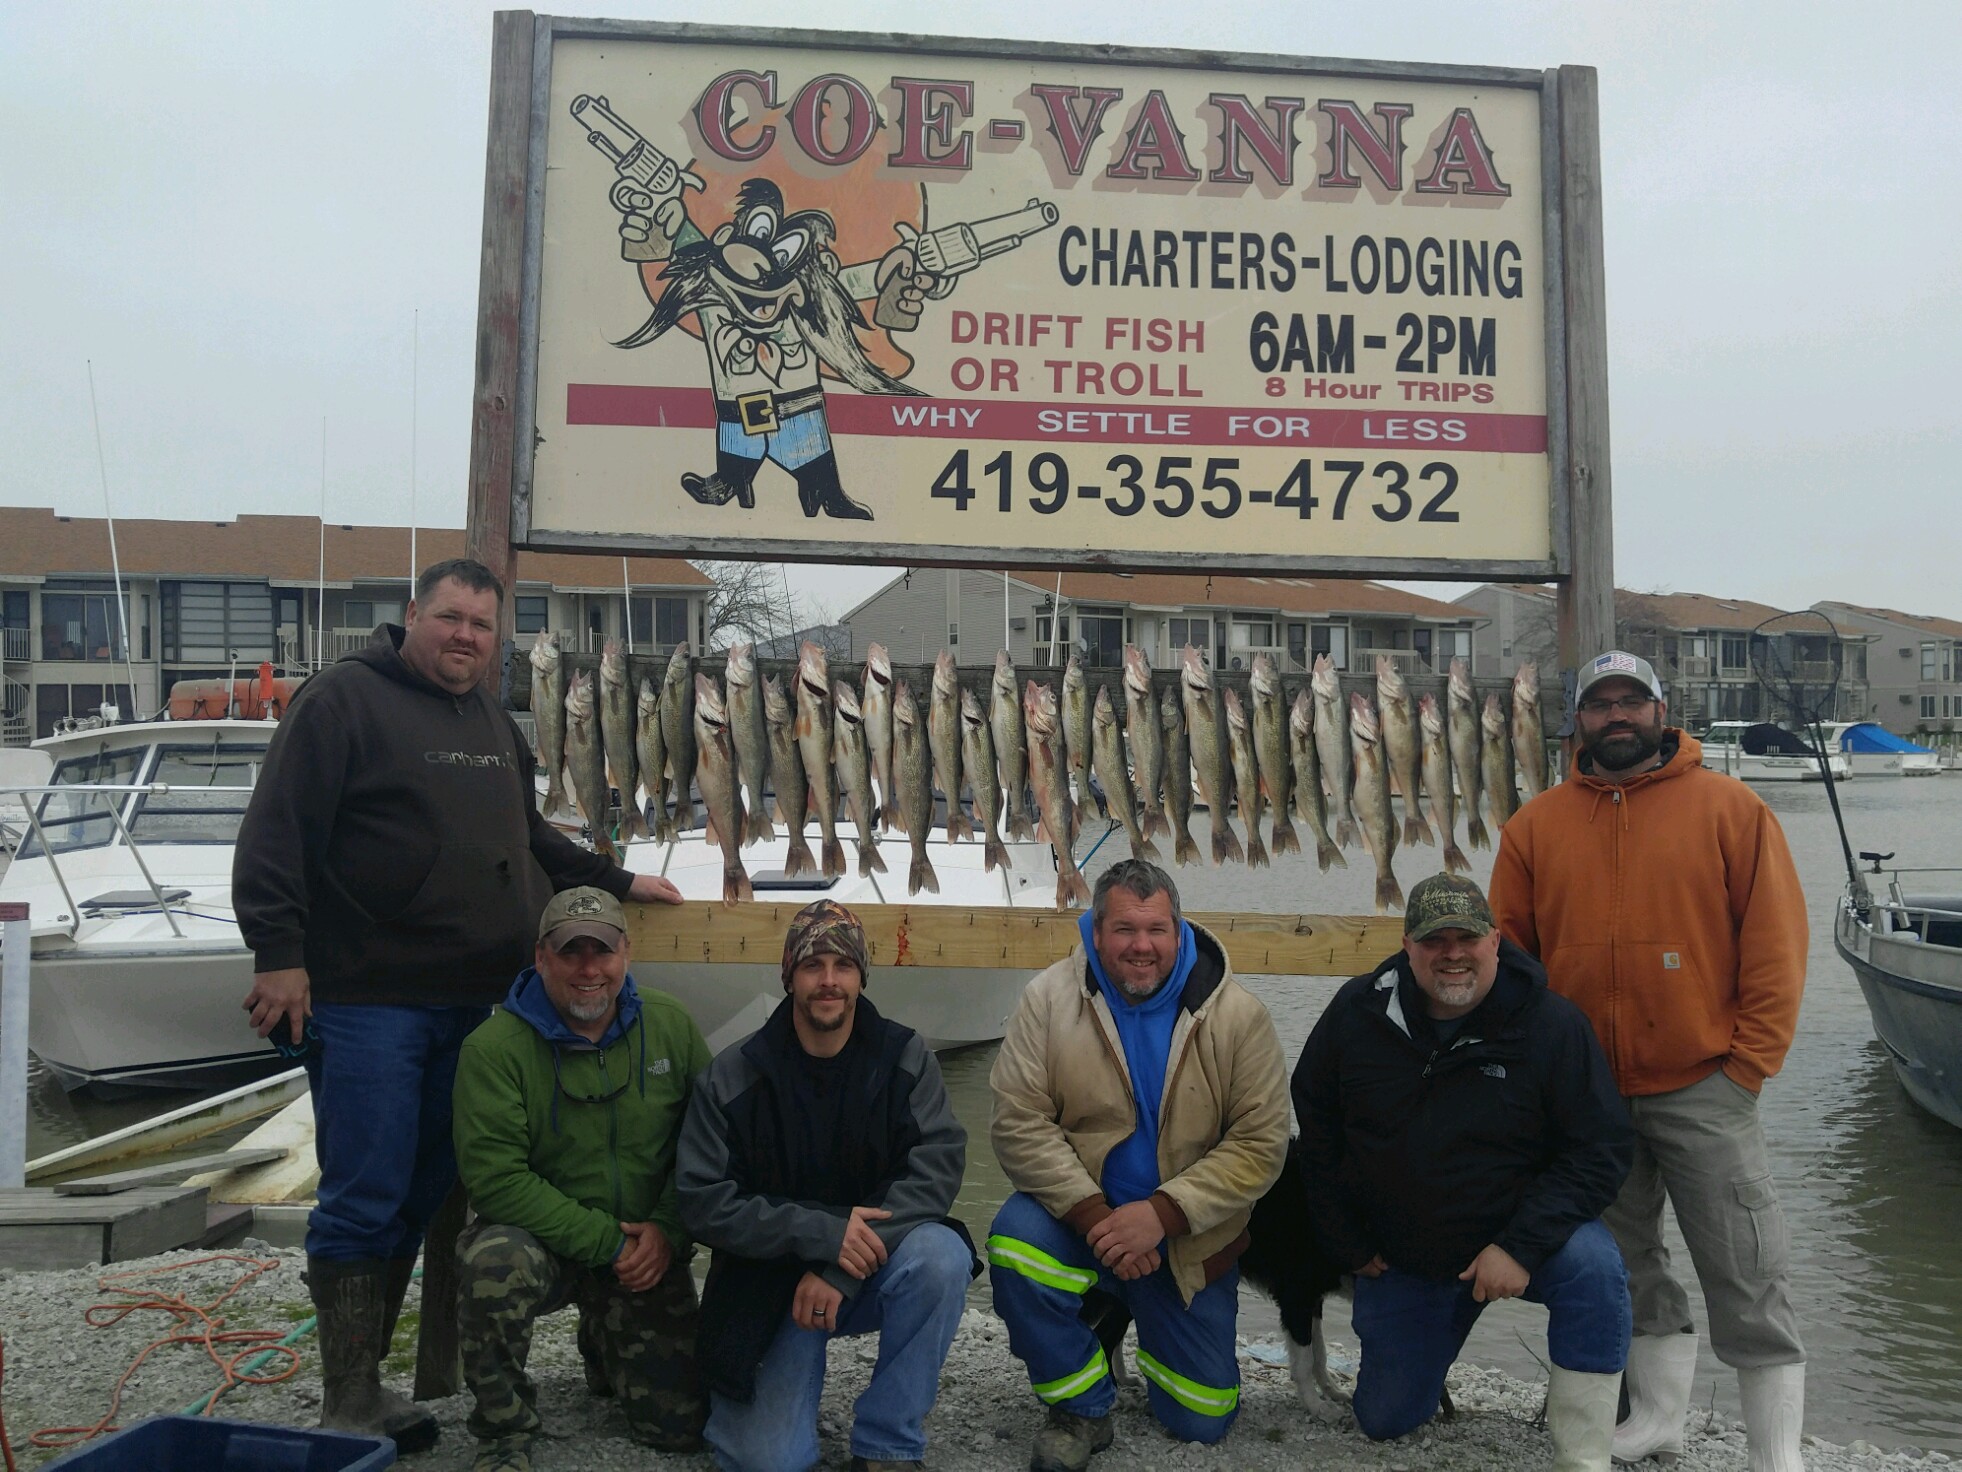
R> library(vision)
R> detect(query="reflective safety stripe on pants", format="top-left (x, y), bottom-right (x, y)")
top-left (1033, 1346), bottom-right (1109, 1404)
top-left (1135, 1348), bottom-right (1239, 1418)
top-left (986, 1235), bottom-right (1099, 1296)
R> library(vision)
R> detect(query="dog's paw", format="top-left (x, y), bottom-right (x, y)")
top-left (1284, 1335), bottom-right (1352, 1422)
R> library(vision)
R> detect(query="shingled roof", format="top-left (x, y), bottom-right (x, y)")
top-left (1044, 572), bottom-right (1470, 619)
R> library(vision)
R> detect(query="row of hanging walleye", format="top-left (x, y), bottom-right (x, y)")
top-left (527, 631), bottom-right (1549, 913)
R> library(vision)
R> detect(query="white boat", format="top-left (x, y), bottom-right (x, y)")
top-left (1, 716), bottom-right (1066, 1093)
top-left (1698, 721), bottom-right (1850, 783)
top-left (1835, 861), bottom-right (1962, 1131)
top-left (1822, 722), bottom-right (1943, 777)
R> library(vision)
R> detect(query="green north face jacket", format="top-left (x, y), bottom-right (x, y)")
top-left (454, 969), bottom-right (711, 1268)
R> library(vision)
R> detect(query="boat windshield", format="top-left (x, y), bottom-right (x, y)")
top-left (14, 744), bottom-right (151, 858)
top-left (127, 740), bottom-right (267, 844)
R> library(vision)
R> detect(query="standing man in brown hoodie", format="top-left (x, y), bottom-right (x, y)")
top-left (1489, 650), bottom-right (1808, 1472)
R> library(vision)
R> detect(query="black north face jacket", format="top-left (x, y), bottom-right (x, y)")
top-left (1293, 938), bottom-right (1633, 1281)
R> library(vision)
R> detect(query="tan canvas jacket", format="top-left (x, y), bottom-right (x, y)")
top-left (989, 922), bottom-right (1290, 1304)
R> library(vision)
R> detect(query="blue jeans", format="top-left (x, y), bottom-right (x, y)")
top-left (705, 1223), bottom-right (971, 1471)
top-left (303, 1001), bottom-right (489, 1262)
top-left (986, 1192), bottom-right (1241, 1444)
top-left (1351, 1219), bottom-right (1632, 1441)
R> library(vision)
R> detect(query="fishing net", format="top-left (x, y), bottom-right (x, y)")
top-left (1748, 609), bottom-right (1863, 901)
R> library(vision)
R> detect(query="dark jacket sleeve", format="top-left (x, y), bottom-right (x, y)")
top-left (234, 694), bottom-right (351, 973)
top-left (513, 714), bottom-right (633, 898)
top-left (1494, 1000), bottom-right (1635, 1272)
top-left (820, 1036), bottom-right (968, 1299)
top-left (1291, 986), bottom-right (1377, 1273)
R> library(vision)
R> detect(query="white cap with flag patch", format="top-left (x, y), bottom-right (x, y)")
top-left (1577, 649), bottom-right (1665, 704)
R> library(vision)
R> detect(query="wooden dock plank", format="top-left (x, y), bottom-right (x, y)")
top-left (625, 902), bottom-right (1404, 976)
top-left (0, 1186), bottom-right (210, 1269)
top-left (56, 1148), bottom-right (287, 1196)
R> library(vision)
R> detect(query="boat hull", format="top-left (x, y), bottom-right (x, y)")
top-left (1835, 901), bottom-right (1962, 1130)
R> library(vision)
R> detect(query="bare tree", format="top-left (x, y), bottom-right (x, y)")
top-left (694, 560), bottom-right (803, 651)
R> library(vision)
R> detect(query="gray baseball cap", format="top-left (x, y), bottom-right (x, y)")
top-left (538, 886), bottom-right (627, 951)
top-left (1576, 649), bottom-right (1665, 704)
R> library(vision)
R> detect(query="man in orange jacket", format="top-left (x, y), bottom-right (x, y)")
top-left (1489, 650), bottom-right (1806, 1472)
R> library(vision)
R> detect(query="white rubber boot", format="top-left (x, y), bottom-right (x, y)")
top-left (1612, 1332), bottom-right (1698, 1465)
top-left (1739, 1364), bottom-right (1805, 1471)
top-left (1548, 1367), bottom-right (1621, 1472)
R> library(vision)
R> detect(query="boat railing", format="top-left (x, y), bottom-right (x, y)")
top-left (2, 782), bottom-right (255, 941)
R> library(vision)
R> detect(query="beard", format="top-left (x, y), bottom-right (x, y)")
top-left (1429, 975), bottom-right (1480, 1009)
top-left (564, 992), bottom-right (613, 1022)
top-left (800, 994), bottom-right (853, 1032)
top-left (1583, 722), bottom-right (1663, 772)
top-left (1112, 971), bottom-right (1165, 1002)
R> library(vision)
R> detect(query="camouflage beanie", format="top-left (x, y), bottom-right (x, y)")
top-left (781, 898), bottom-right (870, 989)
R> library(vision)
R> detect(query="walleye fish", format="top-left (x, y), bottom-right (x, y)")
top-left (1311, 655), bottom-right (1357, 850)
top-left (725, 642), bottom-right (774, 844)
top-left (1349, 691), bottom-right (1403, 914)
top-left (1250, 654), bottom-right (1300, 858)
top-left (1121, 646), bottom-right (1166, 841)
top-left (659, 644), bottom-right (697, 834)
top-left (794, 642), bottom-right (847, 880)
top-left (635, 676), bottom-right (672, 844)
top-left (1419, 693), bottom-right (1472, 876)
top-left (599, 640), bottom-right (647, 842)
top-left (1482, 693), bottom-right (1519, 832)
top-left (1180, 646), bottom-right (1242, 865)
top-left (529, 631), bottom-right (569, 817)
top-left (1448, 658), bottom-right (1489, 851)
top-left (763, 672), bottom-right (816, 878)
top-left (991, 651), bottom-right (1034, 842)
top-left (1061, 650), bottom-right (1093, 827)
top-left (692, 672), bottom-right (752, 906)
top-left (1159, 683), bottom-right (1200, 866)
top-left (1093, 684), bottom-right (1158, 862)
top-left (1288, 688), bottom-right (1344, 872)
top-left (929, 651), bottom-right (972, 842)
top-left (1222, 687), bottom-right (1269, 869)
top-left (862, 643), bottom-right (897, 833)
top-left (832, 679), bottom-right (886, 877)
top-left (1375, 654), bottom-right (1433, 848)
top-left (1026, 679), bottom-right (1092, 908)
top-left (960, 687), bottom-right (1010, 874)
top-left (892, 677), bottom-right (939, 895)
top-left (1511, 662), bottom-right (1549, 800)
top-left (564, 670), bottom-right (616, 861)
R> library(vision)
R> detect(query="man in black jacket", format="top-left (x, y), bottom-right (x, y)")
top-left (1295, 874), bottom-right (1634, 1470)
top-left (676, 899), bottom-right (974, 1472)
top-left (234, 559), bottom-right (681, 1451)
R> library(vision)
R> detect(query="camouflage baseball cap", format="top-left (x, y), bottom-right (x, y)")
top-left (538, 886), bottom-right (627, 951)
top-left (1403, 873), bottom-right (1495, 941)
top-left (1577, 649), bottom-right (1665, 704)
top-left (781, 897), bottom-right (870, 989)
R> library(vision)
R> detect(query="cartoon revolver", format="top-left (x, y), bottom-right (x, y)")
top-left (872, 200), bottom-right (1060, 330)
top-left (569, 94), bottom-right (706, 262)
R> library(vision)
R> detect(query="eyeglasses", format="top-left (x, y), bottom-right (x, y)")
top-left (550, 1048), bottom-right (630, 1105)
top-left (1578, 695), bottom-right (1657, 717)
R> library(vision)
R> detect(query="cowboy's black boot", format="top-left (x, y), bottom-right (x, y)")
top-left (681, 450), bottom-right (758, 509)
top-left (793, 453), bottom-right (872, 520)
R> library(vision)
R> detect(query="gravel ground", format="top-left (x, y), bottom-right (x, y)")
top-left (1, 1246), bottom-right (1953, 1471)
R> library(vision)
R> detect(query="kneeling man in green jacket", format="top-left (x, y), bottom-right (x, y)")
top-left (453, 886), bottom-right (712, 1472)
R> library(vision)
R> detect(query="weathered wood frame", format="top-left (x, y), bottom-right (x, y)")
top-left (468, 13), bottom-right (1614, 656)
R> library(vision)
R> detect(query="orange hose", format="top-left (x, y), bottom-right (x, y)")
top-left (28, 1254), bottom-right (302, 1452)
top-left (1, 1332), bottom-right (19, 1472)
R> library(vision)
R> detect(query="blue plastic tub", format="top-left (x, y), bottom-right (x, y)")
top-left (47, 1415), bottom-right (395, 1470)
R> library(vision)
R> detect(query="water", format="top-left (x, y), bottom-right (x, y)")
top-left (21, 771), bottom-right (1962, 1450)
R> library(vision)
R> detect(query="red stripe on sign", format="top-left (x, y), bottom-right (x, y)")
top-left (565, 384), bottom-right (1547, 454)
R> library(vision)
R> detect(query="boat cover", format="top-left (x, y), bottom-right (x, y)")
top-left (1741, 723), bottom-right (1819, 756)
top-left (1837, 723), bottom-right (1938, 756)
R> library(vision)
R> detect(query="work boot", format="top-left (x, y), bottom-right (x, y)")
top-left (1547, 1367), bottom-right (1622, 1472)
top-left (309, 1256), bottom-right (441, 1454)
top-left (1612, 1332), bottom-right (1698, 1465)
top-left (1030, 1405), bottom-right (1113, 1472)
top-left (576, 1304), bottom-right (612, 1397)
top-left (851, 1459), bottom-right (923, 1471)
top-left (1738, 1364), bottom-right (1805, 1471)
top-left (472, 1431), bottom-right (536, 1472)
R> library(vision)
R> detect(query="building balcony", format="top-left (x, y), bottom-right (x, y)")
top-left (1678, 656), bottom-right (1715, 677)
top-left (2, 626), bottom-right (29, 663)
top-left (278, 628), bottom-right (379, 669)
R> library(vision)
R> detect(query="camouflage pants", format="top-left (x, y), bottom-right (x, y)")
top-left (457, 1220), bottom-right (705, 1445)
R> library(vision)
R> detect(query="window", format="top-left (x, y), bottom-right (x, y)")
top-left (1922, 695), bottom-right (1938, 719)
top-left (342, 598), bottom-right (402, 632)
top-left (1721, 635), bottom-right (1748, 670)
top-left (1286, 622), bottom-right (1307, 669)
top-left (162, 582), bottom-right (274, 663)
top-left (1436, 628), bottom-right (1472, 663)
top-left (1227, 617), bottom-right (1275, 652)
top-left (16, 741), bottom-right (146, 856)
top-left (1312, 624), bottom-right (1350, 670)
top-left (1412, 629), bottom-right (1433, 668)
top-left (1035, 614), bottom-right (1070, 662)
top-left (1077, 607), bottom-right (1125, 668)
top-left (1, 590), bottom-right (26, 629)
top-left (128, 741), bottom-right (267, 844)
top-left (627, 596), bottom-right (691, 648)
top-left (1168, 616), bottom-right (1209, 655)
top-left (1923, 643), bottom-right (1938, 681)
top-left (1946, 645), bottom-right (1956, 683)
top-left (515, 596), bottom-right (550, 635)
top-left (948, 622), bottom-right (959, 648)
top-left (40, 591), bottom-right (129, 662)
top-left (1353, 627), bottom-right (1376, 651)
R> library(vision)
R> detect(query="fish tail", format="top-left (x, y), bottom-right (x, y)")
top-left (1315, 835), bottom-right (1346, 873)
top-left (1131, 830), bottom-right (1160, 863)
top-left (1375, 868), bottom-right (1405, 914)
top-left (545, 776), bottom-right (568, 817)
top-left (1142, 807), bottom-right (1167, 839)
top-left (860, 839), bottom-right (888, 876)
top-left (1335, 817), bottom-right (1356, 849)
top-left (910, 850), bottom-right (940, 896)
top-left (1403, 814), bottom-right (1436, 847)
top-left (948, 806), bottom-right (973, 842)
top-left (984, 833), bottom-right (1010, 873)
top-left (1212, 816), bottom-right (1244, 866)
top-left (1271, 817), bottom-right (1302, 856)
top-left (723, 863), bottom-right (752, 907)
top-left (1067, 868), bottom-right (1092, 908)
top-left (747, 805), bottom-right (776, 844)
top-left (1443, 841), bottom-right (1473, 876)
top-left (673, 794), bottom-right (696, 833)
top-left (1466, 815), bottom-right (1491, 851)
top-left (784, 835), bottom-right (816, 878)
top-left (822, 837), bottom-right (847, 880)
top-left (1246, 831), bottom-right (1270, 869)
top-left (596, 832), bottom-right (619, 862)
top-left (620, 806), bottom-right (650, 842)
top-left (1174, 827), bottom-right (1200, 866)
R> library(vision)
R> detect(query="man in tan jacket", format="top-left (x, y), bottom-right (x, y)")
top-left (987, 860), bottom-right (1289, 1472)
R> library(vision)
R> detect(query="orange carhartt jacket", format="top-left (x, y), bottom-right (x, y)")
top-left (1488, 730), bottom-right (1808, 1098)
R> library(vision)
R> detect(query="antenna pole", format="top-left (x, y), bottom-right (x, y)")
top-left (410, 307), bottom-right (419, 593)
top-left (317, 419), bottom-right (328, 673)
top-left (86, 362), bottom-right (140, 718)
top-left (622, 556), bottom-right (634, 655)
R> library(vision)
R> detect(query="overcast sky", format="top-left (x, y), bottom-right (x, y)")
top-left (5, 1), bottom-right (1957, 622)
